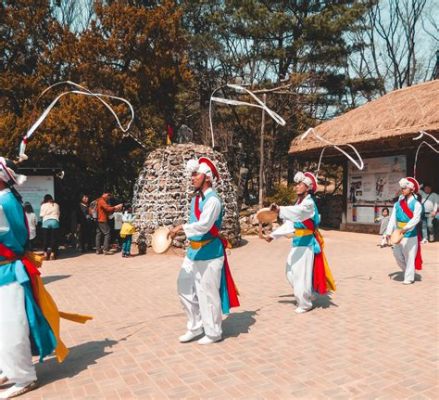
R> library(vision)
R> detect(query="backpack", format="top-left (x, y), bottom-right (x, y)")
top-left (89, 200), bottom-right (98, 220)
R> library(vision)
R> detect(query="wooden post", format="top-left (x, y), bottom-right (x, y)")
top-left (258, 94), bottom-right (266, 239)
top-left (259, 93), bottom-right (266, 208)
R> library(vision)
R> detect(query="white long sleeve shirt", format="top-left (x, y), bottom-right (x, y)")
top-left (40, 202), bottom-right (60, 222)
top-left (183, 188), bottom-right (222, 238)
top-left (270, 195), bottom-right (316, 239)
top-left (419, 190), bottom-right (438, 214)
top-left (386, 194), bottom-right (422, 235)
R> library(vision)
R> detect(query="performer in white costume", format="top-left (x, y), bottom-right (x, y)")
top-left (386, 177), bottom-right (423, 284)
top-left (0, 157), bottom-right (91, 399)
top-left (267, 171), bottom-right (335, 314)
top-left (169, 157), bottom-right (239, 345)
top-left (0, 158), bottom-right (39, 398)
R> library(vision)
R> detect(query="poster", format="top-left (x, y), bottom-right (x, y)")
top-left (19, 176), bottom-right (55, 219)
top-left (347, 155), bottom-right (406, 224)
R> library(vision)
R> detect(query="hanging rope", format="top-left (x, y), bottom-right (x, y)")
top-left (412, 131), bottom-right (439, 179)
top-left (300, 128), bottom-right (364, 173)
top-left (18, 81), bottom-right (135, 161)
top-left (209, 83), bottom-right (286, 148)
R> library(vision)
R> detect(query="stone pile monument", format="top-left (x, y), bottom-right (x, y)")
top-left (132, 143), bottom-right (241, 251)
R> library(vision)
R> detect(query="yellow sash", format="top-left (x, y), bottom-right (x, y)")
top-left (34, 275), bottom-right (93, 362)
top-left (295, 228), bottom-right (313, 237)
top-left (189, 239), bottom-right (213, 249)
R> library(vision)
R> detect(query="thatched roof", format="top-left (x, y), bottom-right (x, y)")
top-left (290, 80), bottom-right (439, 157)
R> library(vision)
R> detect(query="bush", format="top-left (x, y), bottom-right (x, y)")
top-left (265, 184), bottom-right (297, 206)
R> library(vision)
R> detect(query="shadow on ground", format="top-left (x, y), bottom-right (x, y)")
top-left (35, 339), bottom-right (117, 387)
top-left (42, 275), bottom-right (71, 285)
top-left (278, 294), bottom-right (338, 309)
top-left (222, 310), bottom-right (258, 339)
top-left (388, 271), bottom-right (422, 282)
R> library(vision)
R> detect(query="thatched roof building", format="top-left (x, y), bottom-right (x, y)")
top-left (290, 80), bottom-right (439, 158)
top-left (288, 80), bottom-right (439, 233)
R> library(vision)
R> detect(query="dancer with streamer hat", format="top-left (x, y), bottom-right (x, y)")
top-left (266, 171), bottom-right (336, 313)
top-left (385, 177), bottom-right (423, 285)
top-left (0, 157), bottom-right (92, 399)
top-left (168, 157), bottom-right (239, 344)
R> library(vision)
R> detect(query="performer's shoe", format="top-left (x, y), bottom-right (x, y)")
top-left (402, 280), bottom-right (414, 285)
top-left (178, 329), bottom-right (203, 343)
top-left (421, 239), bottom-right (428, 244)
top-left (197, 335), bottom-right (221, 345)
top-left (295, 307), bottom-right (312, 314)
top-left (0, 380), bottom-right (38, 399)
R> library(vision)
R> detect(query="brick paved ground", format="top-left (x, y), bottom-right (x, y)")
top-left (16, 231), bottom-right (438, 399)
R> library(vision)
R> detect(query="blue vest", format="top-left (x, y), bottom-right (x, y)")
top-left (292, 196), bottom-right (321, 254)
top-left (0, 190), bottom-right (29, 286)
top-left (186, 191), bottom-right (224, 261)
top-left (0, 190), bottom-right (28, 261)
top-left (395, 196), bottom-right (418, 238)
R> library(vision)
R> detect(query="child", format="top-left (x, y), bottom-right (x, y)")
top-left (376, 207), bottom-right (390, 247)
top-left (24, 202), bottom-right (38, 250)
top-left (120, 205), bottom-right (136, 257)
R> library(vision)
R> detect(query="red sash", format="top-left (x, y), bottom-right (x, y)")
top-left (194, 196), bottom-right (240, 309)
top-left (0, 243), bottom-right (42, 304)
top-left (301, 219), bottom-right (328, 294)
top-left (399, 198), bottom-right (422, 270)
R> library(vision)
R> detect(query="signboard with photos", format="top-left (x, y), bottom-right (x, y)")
top-left (19, 176), bottom-right (55, 219)
top-left (347, 155), bottom-right (406, 224)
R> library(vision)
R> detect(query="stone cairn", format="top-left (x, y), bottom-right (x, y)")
top-left (132, 144), bottom-right (241, 251)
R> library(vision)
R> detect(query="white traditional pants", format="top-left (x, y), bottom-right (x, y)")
top-left (285, 246), bottom-right (314, 310)
top-left (177, 256), bottom-right (224, 339)
top-left (0, 282), bottom-right (36, 384)
top-left (392, 236), bottom-right (418, 282)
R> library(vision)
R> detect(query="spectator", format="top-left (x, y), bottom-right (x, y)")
top-left (24, 202), bottom-right (37, 250)
top-left (375, 207), bottom-right (390, 248)
top-left (77, 193), bottom-right (94, 252)
top-left (112, 209), bottom-right (123, 249)
top-left (419, 183), bottom-right (438, 243)
top-left (120, 204), bottom-right (136, 257)
top-left (95, 190), bottom-right (122, 254)
top-left (40, 194), bottom-right (60, 260)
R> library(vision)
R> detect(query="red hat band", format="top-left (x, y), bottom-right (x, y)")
top-left (406, 177), bottom-right (420, 194)
top-left (198, 157), bottom-right (220, 181)
top-left (304, 172), bottom-right (317, 192)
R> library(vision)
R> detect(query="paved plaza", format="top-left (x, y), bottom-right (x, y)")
top-left (21, 231), bottom-right (438, 399)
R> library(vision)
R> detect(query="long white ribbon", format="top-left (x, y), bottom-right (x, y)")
top-left (300, 127), bottom-right (364, 172)
top-left (209, 83), bottom-right (286, 148)
top-left (19, 81), bottom-right (135, 161)
top-left (413, 131), bottom-right (439, 178)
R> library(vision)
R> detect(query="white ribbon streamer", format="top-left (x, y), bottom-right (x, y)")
top-left (412, 131), bottom-right (439, 178)
top-left (209, 83), bottom-right (286, 148)
top-left (300, 128), bottom-right (364, 172)
top-left (19, 81), bottom-right (135, 161)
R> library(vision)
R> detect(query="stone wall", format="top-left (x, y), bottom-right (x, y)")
top-left (132, 144), bottom-right (241, 250)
